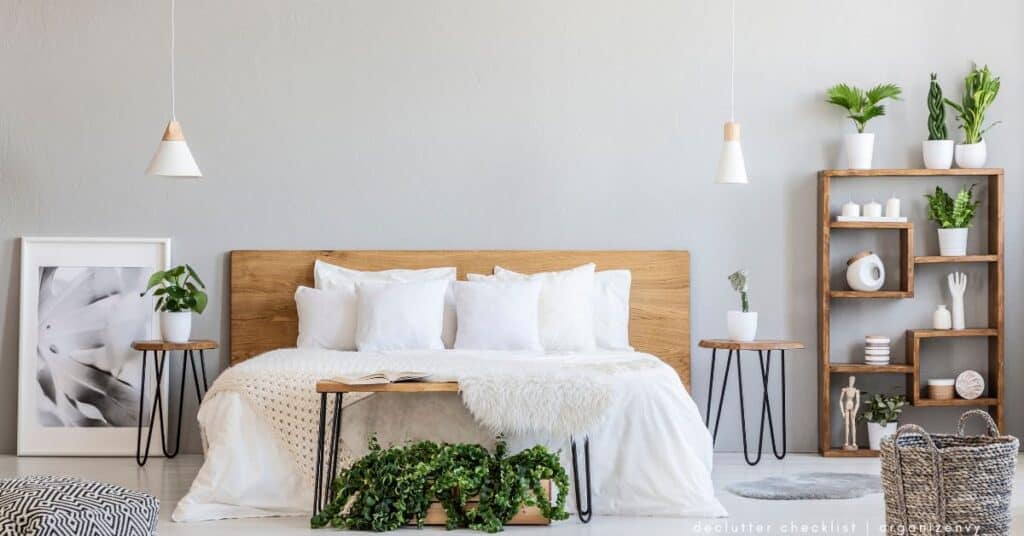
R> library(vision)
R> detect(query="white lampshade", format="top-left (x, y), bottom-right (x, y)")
top-left (146, 121), bottom-right (201, 177)
top-left (714, 121), bottom-right (748, 184)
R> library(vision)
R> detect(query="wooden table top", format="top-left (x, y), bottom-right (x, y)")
top-left (131, 340), bottom-right (219, 351)
top-left (698, 339), bottom-right (805, 351)
top-left (316, 380), bottom-right (460, 394)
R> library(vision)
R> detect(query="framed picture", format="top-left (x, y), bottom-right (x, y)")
top-left (18, 237), bottom-right (171, 456)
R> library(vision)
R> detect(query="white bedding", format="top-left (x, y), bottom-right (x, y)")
top-left (173, 349), bottom-right (726, 522)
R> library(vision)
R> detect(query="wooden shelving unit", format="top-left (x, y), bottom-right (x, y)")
top-left (817, 168), bottom-right (1004, 457)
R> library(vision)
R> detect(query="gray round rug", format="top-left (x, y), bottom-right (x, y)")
top-left (725, 472), bottom-right (882, 500)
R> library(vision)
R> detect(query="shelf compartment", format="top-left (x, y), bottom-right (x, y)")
top-left (830, 290), bottom-right (912, 299)
top-left (822, 448), bottom-right (879, 458)
top-left (822, 168), bottom-right (1002, 178)
top-left (913, 397), bottom-right (998, 407)
top-left (829, 364), bottom-right (913, 373)
top-left (914, 255), bottom-right (998, 264)
top-left (831, 221), bottom-right (911, 230)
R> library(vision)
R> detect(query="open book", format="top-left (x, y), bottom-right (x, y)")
top-left (333, 371), bottom-right (430, 385)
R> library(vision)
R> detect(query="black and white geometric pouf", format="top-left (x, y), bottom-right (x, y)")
top-left (0, 475), bottom-right (158, 536)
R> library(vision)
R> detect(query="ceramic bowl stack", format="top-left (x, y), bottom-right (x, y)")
top-left (864, 335), bottom-right (890, 365)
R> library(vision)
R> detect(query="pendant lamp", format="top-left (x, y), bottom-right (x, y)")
top-left (146, 0), bottom-right (201, 177)
top-left (714, 0), bottom-right (747, 184)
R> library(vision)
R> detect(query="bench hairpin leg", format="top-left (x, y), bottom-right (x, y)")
top-left (325, 393), bottom-right (343, 504)
top-left (313, 393), bottom-right (327, 516)
top-left (570, 436), bottom-right (593, 523)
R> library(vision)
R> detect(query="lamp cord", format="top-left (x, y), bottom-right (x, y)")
top-left (170, 0), bottom-right (176, 121)
top-left (729, 0), bottom-right (735, 122)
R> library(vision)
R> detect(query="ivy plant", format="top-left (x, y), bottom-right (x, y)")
top-left (140, 264), bottom-right (208, 313)
top-left (311, 438), bottom-right (569, 533)
top-left (925, 184), bottom-right (981, 229)
top-left (858, 393), bottom-right (906, 426)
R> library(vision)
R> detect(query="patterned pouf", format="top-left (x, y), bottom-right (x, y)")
top-left (0, 475), bottom-right (158, 536)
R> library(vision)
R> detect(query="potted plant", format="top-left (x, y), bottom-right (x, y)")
top-left (946, 64), bottom-right (1000, 168)
top-left (826, 82), bottom-right (902, 169)
top-left (922, 73), bottom-right (954, 169)
top-left (925, 185), bottom-right (981, 256)
top-left (859, 393), bottom-right (906, 450)
top-left (141, 264), bottom-right (208, 343)
top-left (726, 269), bottom-right (756, 342)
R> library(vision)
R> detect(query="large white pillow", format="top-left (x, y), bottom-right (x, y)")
top-left (294, 286), bottom-right (358, 350)
top-left (354, 280), bottom-right (448, 351)
top-left (591, 270), bottom-right (632, 350)
top-left (453, 280), bottom-right (543, 351)
top-left (314, 260), bottom-right (457, 348)
top-left (476, 263), bottom-right (596, 352)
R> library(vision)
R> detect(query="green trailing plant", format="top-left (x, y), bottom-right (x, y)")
top-left (945, 64), bottom-right (1001, 144)
top-left (728, 269), bottom-right (750, 312)
top-left (858, 393), bottom-right (906, 426)
top-left (311, 438), bottom-right (569, 533)
top-left (140, 264), bottom-right (208, 313)
top-left (825, 83), bottom-right (903, 133)
top-left (927, 73), bottom-right (948, 140)
top-left (925, 184), bottom-right (981, 229)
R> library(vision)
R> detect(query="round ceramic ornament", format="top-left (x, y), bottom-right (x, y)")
top-left (955, 370), bottom-right (985, 400)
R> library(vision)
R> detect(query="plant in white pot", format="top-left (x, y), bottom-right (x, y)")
top-left (858, 393), bottom-right (906, 451)
top-left (922, 73), bottom-right (954, 169)
top-left (726, 269), bottom-right (756, 342)
top-left (925, 184), bottom-right (981, 257)
top-left (141, 264), bottom-right (208, 343)
top-left (826, 82), bottom-right (902, 169)
top-left (946, 64), bottom-right (1000, 168)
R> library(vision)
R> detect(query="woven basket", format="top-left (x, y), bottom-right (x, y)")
top-left (880, 410), bottom-right (1018, 536)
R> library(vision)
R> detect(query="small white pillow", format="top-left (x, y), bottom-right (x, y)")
top-left (488, 263), bottom-right (596, 352)
top-left (355, 280), bottom-right (448, 351)
top-left (453, 280), bottom-right (543, 351)
top-left (592, 270), bottom-right (632, 350)
top-left (314, 260), bottom-right (457, 348)
top-left (295, 286), bottom-right (358, 350)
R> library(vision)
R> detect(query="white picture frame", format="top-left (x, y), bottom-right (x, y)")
top-left (18, 237), bottom-right (172, 456)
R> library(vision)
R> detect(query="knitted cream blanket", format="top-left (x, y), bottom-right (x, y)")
top-left (203, 348), bottom-right (659, 484)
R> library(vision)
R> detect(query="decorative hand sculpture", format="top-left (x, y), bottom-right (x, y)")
top-left (947, 272), bottom-right (967, 331)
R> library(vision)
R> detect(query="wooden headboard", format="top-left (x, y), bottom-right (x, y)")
top-left (230, 250), bottom-right (690, 387)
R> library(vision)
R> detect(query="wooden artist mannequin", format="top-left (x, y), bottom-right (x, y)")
top-left (839, 376), bottom-right (860, 451)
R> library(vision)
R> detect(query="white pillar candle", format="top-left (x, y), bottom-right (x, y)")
top-left (863, 201), bottom-right (882, 218)
top-left (841, 201), bottom-right (860, 218)
top-left (885, 196), bottom-right (901, 218)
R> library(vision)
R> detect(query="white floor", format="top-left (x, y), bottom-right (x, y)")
top-left (3, 453), bottom-right (1023, 535)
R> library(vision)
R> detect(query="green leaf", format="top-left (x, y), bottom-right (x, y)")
top-left (185, 264), bottom-right (206, 288)
top-left (144, 270), bottom-right (166, 293)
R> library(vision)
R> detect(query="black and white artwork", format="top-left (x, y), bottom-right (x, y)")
top-left (36, 266), bottom-right (152, 427)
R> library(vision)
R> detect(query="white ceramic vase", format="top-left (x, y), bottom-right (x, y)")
top-left (955, 140), bottom-right (987, 168)
top-left (867, 422), bottom-right (897, 451)
top-left (843, 133), bottom-right (875, 169)
top-left (932, 305), bottom-right (952, 330)
top-left (922, 140), bottom-right (954, 170)
top-left (726, 311), bottom-right (758, 342)
top-left (846, 252), bottom-right (885, 291)
top-left (161, 311), bottom-right (192, 343)
top-left (937, 228), bottom-right (968, 256)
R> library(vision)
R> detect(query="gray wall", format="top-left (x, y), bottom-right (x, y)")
top-left (1, 0), bottom-right (1021, 455)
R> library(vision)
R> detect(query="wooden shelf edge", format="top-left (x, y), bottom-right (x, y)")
top-left (830, 290), bottom-right (912, 299)
top-left (822, 448), bottom-right (880, 458)
top-left (829, 364), bottom-right (913, 373)
top-left (821, 168), bottom-right (1003, 177)
top-left (907, 328), bottom-right (998, 338)
top-left (913, 397), bottom-right (998, 407)
top-left (830, 221), bottom-right (911, 229)
top-left (914, 255), bottom-right (998, 264)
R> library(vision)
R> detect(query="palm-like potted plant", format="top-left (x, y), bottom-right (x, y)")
top-left (858, 393), bottom-right (906, 450)
top-left (946, 64), bottom-right (1000, 168)
top-left (925, 185), bottom-right (981, 256)
top-left (141, 264), bottom-right (208, 343)
top-left (726, 269), bottom-right (756, 342)
top-left (922, 73), bottom-right (954, 169)
top-left (826, 83), bottom-right (902, 169)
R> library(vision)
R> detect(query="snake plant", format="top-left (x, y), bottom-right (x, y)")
top-left (927, 73), bottom-right (948, 140)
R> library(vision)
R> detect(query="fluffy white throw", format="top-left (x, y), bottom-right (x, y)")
top-left (203, 348), bottom-right (659, 484)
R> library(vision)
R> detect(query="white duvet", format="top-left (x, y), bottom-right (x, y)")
top-left (173, 349), bottom-right (726, 522)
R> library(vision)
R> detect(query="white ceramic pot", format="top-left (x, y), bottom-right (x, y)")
top-left (937, 228), bottom-right (968, 256)
top-left (843, 133), bottom-right (875, 169)
top-left (932, 305), bottom-right (952, 330)
top-left (846, 251), bottom-right (885, 291)
top-left (955, 140), bottom-right (987, 168)
top-left (922, 139), bottom-right (954, 170)
top-left (726, 311), bottom-right (758, 342)
top-left (867, 422), bottom-right (897, 451)
top-left (160, 311), bottom-right (192, 343)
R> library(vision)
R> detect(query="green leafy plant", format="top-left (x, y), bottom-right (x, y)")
top-left (927, 73), bottom-right (948, 140)
top-left (945, 64), bottom-right (1001, 144)
top-left (925, 184), bottom-right (981, 229)
top-left (858, 393), bottom-right (906, 426)
top-left (311, 438), bottom-right (569, 533)
top-left (825, 83), bottom-right (903, 133)
top-left (728, 269), bottom-right (750, 312)
top-left (140, 264), bottom-right (208, 313)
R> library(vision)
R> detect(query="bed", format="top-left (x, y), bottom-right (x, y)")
top-left (172, 250), bottom-right (726, 522)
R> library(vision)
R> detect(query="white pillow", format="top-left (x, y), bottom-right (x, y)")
top-left (591, 270), bottom-right (632, 350)
top-left (314, 260), bottom-right (457, 348)
top-left (486, 263), bottom-right (596, 352)
top-left (453, 280), bottom-right (543, 351)
top-left (294, 286), bottom-right (358, 350)
top-left (354, 280), bottom-right (448, 351)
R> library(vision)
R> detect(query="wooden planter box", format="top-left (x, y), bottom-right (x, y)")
top-left (412, 479), bottom-right (552, 526)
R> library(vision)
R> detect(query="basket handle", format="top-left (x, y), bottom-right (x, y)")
top-left (890, 424), bottom-right (946, 528)
top-left (956, 409), bottom-right (1000, 437)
